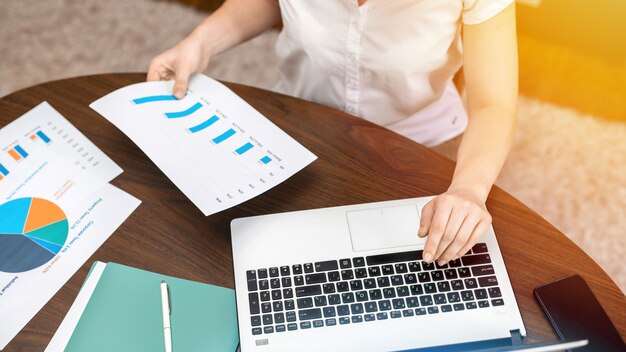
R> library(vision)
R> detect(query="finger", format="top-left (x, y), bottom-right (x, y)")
top-left (433, 206), bottom-right (467, 264)
top-left (173, 63), bottom-right (191, 99)
top-left (437, 211), bottom-right (480, 264)
top-left (455, 218), bottom-right (491, 259)
top-left (422, 199), bottom-right (453, 263)
top-left (418, 200), bottom-right (435, 238)
top-left (147, 58), bottom-right (166, 82)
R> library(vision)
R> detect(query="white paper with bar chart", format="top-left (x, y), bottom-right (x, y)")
top-left (90, 74), bottom-right (317, 216)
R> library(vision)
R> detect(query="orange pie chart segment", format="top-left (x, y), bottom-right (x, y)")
top-left (23, 198), bottom-right (67, 233)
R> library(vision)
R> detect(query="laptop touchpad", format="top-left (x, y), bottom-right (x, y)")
top-left (347, 204), bottom-right (426, 252)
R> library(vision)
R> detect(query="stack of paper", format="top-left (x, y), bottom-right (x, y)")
top-left (0, 103), bottom-right (140, 349)
top-left (47, 262), bottom-right (239, 351)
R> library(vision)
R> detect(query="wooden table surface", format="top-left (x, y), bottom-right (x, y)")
top-left (0, 73), bottom-right (624, 351)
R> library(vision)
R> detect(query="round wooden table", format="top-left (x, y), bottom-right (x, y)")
top-left (1, 74), bottom-right (624, 351)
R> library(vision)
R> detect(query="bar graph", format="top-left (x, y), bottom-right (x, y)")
top-left (132, 95), bottom-right (179, 105)
top-left (260, 156), bottom-right (272, 164)
top-left (36, 130), bottom-right (52, 143)
top-left (8, 145), bottom-right (28, 161)
top-left (165, 102), bottom-right (203, 119)
top-left (235, 142), bottom-right (254, 155)
top-left (212, 129), bottom-right (236, 144)
top-left (0, 163), bottom-right (8, 180)
top-left (189, 115), bottom-right (219, 133)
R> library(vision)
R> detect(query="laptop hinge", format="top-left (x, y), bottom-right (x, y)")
top-left (509, 329), bottom-right (522, 346)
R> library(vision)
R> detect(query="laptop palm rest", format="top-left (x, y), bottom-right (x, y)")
top-left (346, 204), bottom-right (426, 252)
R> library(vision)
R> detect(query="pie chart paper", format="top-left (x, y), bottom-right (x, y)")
top-left (0, 197), bottom-right (69, 273)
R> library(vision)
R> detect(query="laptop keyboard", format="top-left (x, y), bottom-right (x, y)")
top-left (245, 243), bottom-right (504, 336)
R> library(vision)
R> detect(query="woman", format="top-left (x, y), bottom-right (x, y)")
top-left (148, 0), bottom-right (518, 266)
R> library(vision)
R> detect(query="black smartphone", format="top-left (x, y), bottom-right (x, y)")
top-left (534, 275), bottom-right (625, 352)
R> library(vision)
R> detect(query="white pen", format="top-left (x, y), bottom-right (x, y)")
top-left (160, 281), bottom-right (173, 352)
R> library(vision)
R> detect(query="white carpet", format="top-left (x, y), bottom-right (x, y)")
top-left (1, 0), bottom-right (624, 292)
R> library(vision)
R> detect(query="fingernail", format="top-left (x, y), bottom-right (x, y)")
top-left (424, 252), bottom-right (432, 262)
top-left (438, 260), bottom-right (447, 266)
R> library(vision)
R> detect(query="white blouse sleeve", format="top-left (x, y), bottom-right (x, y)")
top-left (461, 0), bottom-right (514, 25)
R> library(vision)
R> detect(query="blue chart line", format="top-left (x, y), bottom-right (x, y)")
top-left (0, 163), bottom-right (8, 176)
top-left (261, 156), bottom-right (272, 164)
top-left (15, 145), bottom-right (28, 158)
top-left (132, 95), bottom-right (178, 104)
top-left (189, 115), bottom-right (219, 133)
top-left (36, 130), bottom-right (51, 143)
top-left (235, 142), bottom-right (254, 155)
top-left (165, 102), bottom-right (203, 119)
top-left (212, 129), bottom-right (236, 144)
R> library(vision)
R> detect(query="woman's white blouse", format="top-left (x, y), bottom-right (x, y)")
top-left (274, 0), bottom-right (513, 146)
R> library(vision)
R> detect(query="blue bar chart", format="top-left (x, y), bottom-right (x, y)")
top-left (189, 115), bottom-right (219, 133)
top-left (0, 163), bottom-right (8, 180)
top-left (35, 130), bottom-right (52, 143)
top-left (260, 156), bottom-right (272, 164)
top-left (235, 142), bottom-right (254, 155)
top-left (132, 95), bottom-right (179, 105)
top-left (212, 128), bottom-right (236, 144)
top-left (165, 102), bottom-right (203, 119)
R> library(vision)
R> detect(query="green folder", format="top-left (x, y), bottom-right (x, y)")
top-left (65, 262), bottom-right (239, 352)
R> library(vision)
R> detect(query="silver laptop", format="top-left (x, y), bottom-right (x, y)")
top-left (231, 197), bottom-right (587, 351)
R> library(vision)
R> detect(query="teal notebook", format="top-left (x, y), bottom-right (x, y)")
top-left (65, 262), bottom-right (239, 352)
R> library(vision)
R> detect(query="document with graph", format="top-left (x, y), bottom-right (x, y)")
top-left (90, 74), bottom-right (317, 216)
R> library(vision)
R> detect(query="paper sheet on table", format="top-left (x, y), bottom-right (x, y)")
top-left (90, 74), bottom-right (317, 216)
top-left (0, 103), bottom-right (140, 349)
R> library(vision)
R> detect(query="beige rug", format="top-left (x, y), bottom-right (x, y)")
top-left (1, 0), bottom-right (624, 293)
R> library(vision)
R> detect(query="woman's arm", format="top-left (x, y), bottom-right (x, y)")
top-left (147, 0), bottom-right (280, 98)
top-left (418, 3), bottom-right (518, 265)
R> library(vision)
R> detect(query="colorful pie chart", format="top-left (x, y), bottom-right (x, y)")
top-left (0, 197), bottom-right (69, 273)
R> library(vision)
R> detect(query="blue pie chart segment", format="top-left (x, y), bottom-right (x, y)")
top-left (0, 198), bottom-right (69, 273)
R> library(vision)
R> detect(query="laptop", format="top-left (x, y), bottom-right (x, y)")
top-left (231, 197), bottom-right (587, 351)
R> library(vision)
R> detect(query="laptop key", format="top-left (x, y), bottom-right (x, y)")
top-left (300, 322), bottom-right (311, 329)
top-left (475, 288), bottom-right (488, 300)
top-left (436, 262), bottom-right (448, 269)
top-left (391, 275), bottom-right (404, 286)
top-left (342, 292), bottom-right (355, 303)
top-left (368, 266), bottom-right (381, 277)
top-left (304, 263), bottom-right (314, 273)
top-left (367, 250), bottom-right (422, 265)
top-left (478, 300), bottom-right (490, 308)
top-left (364, 313), bottom-right (376, 322)
top-left (305, 273), bottom-right (326, 285)
top-left (390, 311), bottom-right (402, 319)
top-left (471, 265), bottom-right (495, 277)
top-left (424, 283), bottom-right (436, 294)
top-left (434, 294), bottom-right (447, 305)
top-left (397, 286), bottom-right (410, 297)
top-left (339, 258), bottom-right (352, 269)
top-left (286, 311), bottom-right (296, 321)
top-left (350, 280), bottom-right (363, 291)
top-left (352, 315), bottom-right (363, 323)
top-left (281, 277), bottom-right (292, 287)
top-left (431, 270), bottom-right (444, 281)
top-left (461, 290), bottom-right (475, 301)
top-left (337, 305), bottom-right (350, 316)
top-left (259, 280), bottom-right (269, 290)
top-left (260, 291), bottom-right (270, 302)
top-left (249, 292), bottom-right (260, 314)
top-left (466, 302), bottom-right (478, 309)
top-left (263, 314), bottom-right (273, 325)
top-left (351, 303), bottom-right (364, 314)
top-left (280, 266), bottom-right (290, 276)
top-left (428, 306), bottom-right (439, 314)
top-left (378, 300), bottom-right (392, 311)
top-left (492, 299), bottom-right (505, 306)
top-left (276, 324), bottom-right (286, 333)
top-left (299, 308), bottom-right (322, 320)
top-left (418, 272), bottom-right (431, 282)
top-left (419, 295), bottom-right (433, 306)
top-left (269, 267), bottom-right (279, 277)
top-left (323, 306), bottom-right (336, 317)
top-left (395, 263), bottom-right (408, 273)
top-left (364, 278), bottom-right (376, 289)
top-left (383, 288), bottom-right (396, 298)
top-left (377, 312), bottom-right (388, 320)
top-left (273, 301), bottom-right (283, 311)
top-left (292, 264), bottom-right (302, 275)
top-left (355, 290), bottom-right (368, 302)
top-left (464, 278), bottom-right (478, 289)
top-left (270, 278), bottom-right (280, 289)
top-left (422, 262), bottom-right (435, 271)
top-left (296, 284), bottom-right (322, 297)
top-left (297, 298), bottom-right (313, 309)
top-left (294, 276), bottom-right (304, 286)
top-left (258, 268), bottom-right (268, 279)
top-left (447, 292), bottom-right (461, 303)
top-left (355, 268), bottom-right (368, 278)
top-left (341, 270), bottom-right (354, 280)
top-left (272, 290), bottom-right (282, 301)
top-left (392, 298), bottom-right (405, 309)
top-left (247, 270), bottom-right (257, 291)
top-left (336, 282), bottom-right (349, 292)
top-left (488, 287), bottom-right (502, 298)
top-left (252, 327), bottom-right (262, 335)
top-left (251, 315), bottom-right (261, 326)
top-left (315, 260), bottom-right (339, 272)
top-left (448, 259), bottom-right (462, 268)
top-left (437, 281), bottom-right (451, 292)
top-left (314, 296), bottom-right (328, 306)
top-left (458, 268), bottom-right (471, 278)
top-left (264, 326), bottom-right (274, 334)
top-left (353, 257), bottom-right (366, 267)
top-left (328, 294), bottom-right (341, 305)
top-left (328, 271), bottom-right (340, 282)
top-left (472, 243), bottom-right (488, 253)
top-left (451, 280), bottom-right (464, 290)
top-left (275, 312), bottom-right (285, 323)
top-left (444, 269), bottom-right (458, 280)
top-left (453, 303), bottom-right (465, 311)
top-left (406, 297), bottom-right (419, 308)
top-left (462, 254), bottom-right (491, 266)
top-left (382, 265), bottom-right (394, 275)
top-left (403, 309), bottom-right (414, 317)
top-left (404, 274), bottom-right (417, 285)
top-left (441, 305), bottom-right (452, 312)
top-left (313, 320), bottom-right (324, 328)
top-left (287, 323), bottom-right (298, 331)
top-left (284, 299), bottom-right (295, 310)
top-left (369, 289), bottom-right (382, 300)
top-left (415, 308), bottom-right (427, 315)
top-left (478, 276), bottom-right (499, 287)
top-left (326, 318), bottom-right (337, 326)
top-left (377, 277), bottom-right (390, 287)
top-left (339, 317), bottom-right (351, 325)
top-left (365, 301), bottom-right (378, 312)
top-left (410, 284), bottom-right (424, 295)
top-left (323, 283), bottom-right (336, 294)
top-left (409, 262), bottom-right (421, 272)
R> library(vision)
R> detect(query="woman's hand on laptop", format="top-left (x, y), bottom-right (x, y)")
top-left (417, 188), bottom-right (492, 265)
